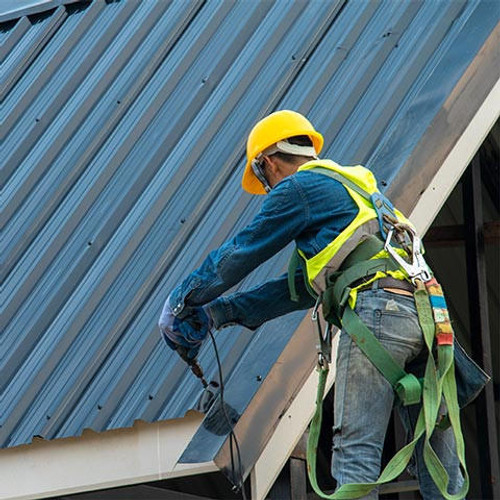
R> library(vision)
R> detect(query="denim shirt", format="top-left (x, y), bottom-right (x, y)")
top-left (169, 168), bottom-right (358, 330)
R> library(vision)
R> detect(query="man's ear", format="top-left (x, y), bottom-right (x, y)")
top-left (261, 155), bottom-right (273, 173)
top-left (263, 155), bottom-right (280, 175)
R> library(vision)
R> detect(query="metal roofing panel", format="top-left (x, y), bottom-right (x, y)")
top-left (1, 0), bottom-right (498, 472)
top-left (0, 0), bottom-right (79, 23)
top-left (370, 0), bottom-right (498, 188)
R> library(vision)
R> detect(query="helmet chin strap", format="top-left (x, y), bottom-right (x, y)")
top-left (251, 158), bottom-right (272, 193)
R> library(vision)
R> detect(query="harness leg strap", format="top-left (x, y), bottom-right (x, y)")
top-left (342, 305), bottom-right (422, 406)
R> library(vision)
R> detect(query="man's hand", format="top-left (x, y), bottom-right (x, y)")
top-left (158, 295), bottom-right (212, 363)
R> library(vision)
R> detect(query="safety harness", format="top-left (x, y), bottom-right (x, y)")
top-left (289, 167), bottom-right (469, 499)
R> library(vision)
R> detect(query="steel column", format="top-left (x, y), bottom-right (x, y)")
top-left (463, 154), bottom-right (500, 499)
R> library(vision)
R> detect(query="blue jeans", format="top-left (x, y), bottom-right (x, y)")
top-left (332, 288), bottom-right (464, 499)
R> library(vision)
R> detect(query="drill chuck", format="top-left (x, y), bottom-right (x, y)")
top-left (189, 359), bottom-right (208, 388)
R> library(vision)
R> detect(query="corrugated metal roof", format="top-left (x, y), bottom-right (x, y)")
top-left (0, 0), bottom-right (80, 23)
top-left (1, 0), bottom-right (498, 466)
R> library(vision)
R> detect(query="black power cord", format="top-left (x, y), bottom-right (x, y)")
top-left (208, 330), bottom-right (248, 500)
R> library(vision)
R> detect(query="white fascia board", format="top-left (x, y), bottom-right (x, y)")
top-left (250, 334), bottom-right (339, 500)
top-left (410, 76), bottom-right (500, 235)
top-left (248, 71), bottom-right (500, 500)
top-left (0, 412), bottom-right (217, 500)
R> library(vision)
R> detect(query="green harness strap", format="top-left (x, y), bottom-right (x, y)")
top-left (342, 307), bottom-right (422, 405)
top-left (306, 282), bottom-right (469, 499)
top-left (287, 166), bottom-right (468, 498)
top-left (310, 167), bottom-right (373, 201)
top-left (290, 234), bottom-right (421, 403)
top-left (288, 250), bottom-right (304, 303)
top-left (322, 255), bottom-right (422, 405)
top-left (288, 248), bottom-right (319, 303)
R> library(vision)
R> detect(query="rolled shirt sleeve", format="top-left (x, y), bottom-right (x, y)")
top-left (206, 271), bottom-right (316, 330)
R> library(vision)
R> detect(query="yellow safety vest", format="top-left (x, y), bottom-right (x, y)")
top-left (296, 159), bottom-right (412, 307)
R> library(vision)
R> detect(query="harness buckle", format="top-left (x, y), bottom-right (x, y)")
top-left (311, 295), bottom-right (332, 366)
top-left (371, 192), bottom-right (397, 239)
top-left (311, 294), bottom-right (321, 322)
top-left (317, 352), bottom-right (326, 369)
top-left (384, 225), bottom-right (432, 284)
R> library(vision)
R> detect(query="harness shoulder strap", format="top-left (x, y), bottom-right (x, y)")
top-left (310, 166), bottom-right (372, 200)
top-left (309, 166), bottom-right (397, 239)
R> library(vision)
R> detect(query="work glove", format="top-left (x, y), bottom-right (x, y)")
top-left (158, 295), bottom-right (212, 363)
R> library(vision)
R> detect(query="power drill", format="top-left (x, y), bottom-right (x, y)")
top-left (176, 346), bottom-right (208, 388)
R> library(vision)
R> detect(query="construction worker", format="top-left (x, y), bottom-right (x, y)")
top-left (159, 110), bottom-right (486, 499)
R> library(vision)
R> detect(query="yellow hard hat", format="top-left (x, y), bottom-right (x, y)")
top-left (242, 110), bottom-right (324, 194)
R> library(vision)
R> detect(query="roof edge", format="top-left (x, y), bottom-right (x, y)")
top-left (0, 413), bottom-right (216, 499)
top-left (411, 76), bottom-right (499, 236)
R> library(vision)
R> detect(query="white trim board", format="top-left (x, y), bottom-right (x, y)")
top-left (0, 412), bottom-right (216, 500)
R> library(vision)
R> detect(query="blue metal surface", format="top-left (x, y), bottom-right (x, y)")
top-left (1, 0), bottom-right (498, 462)
top-left (0, 0), bottom-right (79, 23)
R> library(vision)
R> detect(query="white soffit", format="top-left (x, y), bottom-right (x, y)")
top-left (0, 412), bottom-right (216, 500)
top-left (411, 76), bottom-right (500, 234)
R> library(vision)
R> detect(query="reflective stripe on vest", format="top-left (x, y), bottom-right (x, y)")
top-left (297, 160), bottom-right (412, 299)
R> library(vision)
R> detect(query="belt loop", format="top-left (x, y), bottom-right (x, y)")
top-left (371, 279), bottom-right (380, 290)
